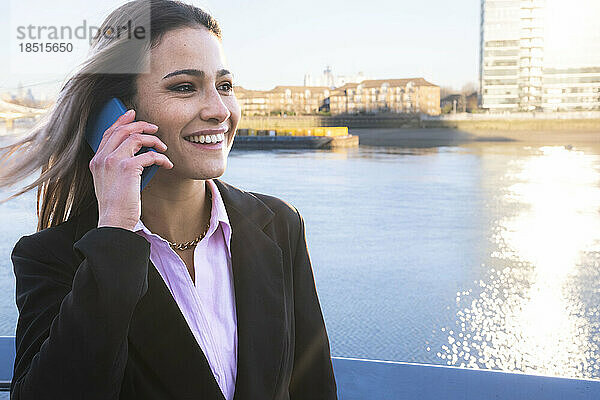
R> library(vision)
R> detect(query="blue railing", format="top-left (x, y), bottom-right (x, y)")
top-left (0, 337), bottom-right (13, 392)
top-left (2, 336), bottom-right (600, 398)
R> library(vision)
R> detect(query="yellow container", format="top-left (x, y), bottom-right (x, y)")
top-left (331, 127), bottom-right (348, 137)
top-left (251, 126), bottom-right (350, 137)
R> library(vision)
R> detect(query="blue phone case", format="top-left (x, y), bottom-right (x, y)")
top-left (85, 97), bottom-right (159, 191)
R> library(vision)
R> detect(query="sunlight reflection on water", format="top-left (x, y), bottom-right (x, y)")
top-left (438, 146), bottom-right (600, 378)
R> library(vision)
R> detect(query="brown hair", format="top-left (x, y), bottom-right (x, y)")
top-left (0, 0), bottom-right (222, 231)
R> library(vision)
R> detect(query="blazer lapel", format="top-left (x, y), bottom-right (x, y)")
top-left (73, 179), bottom-right (287, 400)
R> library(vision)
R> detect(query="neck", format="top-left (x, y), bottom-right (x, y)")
top-left (140, 175), bottom-right (212, 243)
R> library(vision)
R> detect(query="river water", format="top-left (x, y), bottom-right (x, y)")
top-left (1, 131), bottom-right (600, 380)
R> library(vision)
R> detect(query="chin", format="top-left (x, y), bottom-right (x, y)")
top-left (165, 156), bottom-right (229, 181)
top-left (197, 163), bottom-right (227, 180)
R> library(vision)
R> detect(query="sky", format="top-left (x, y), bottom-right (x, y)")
top-left (0, 0), bottom-right (481, 100)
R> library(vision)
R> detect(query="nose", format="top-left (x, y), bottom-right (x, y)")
top-left (199, 86), bottom-right (231, 124)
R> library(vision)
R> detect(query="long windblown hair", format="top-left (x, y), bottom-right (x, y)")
top-left (0, 0), bottom-right (221, 232)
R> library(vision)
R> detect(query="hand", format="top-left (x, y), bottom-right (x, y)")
top-left (89, 109), bottom-right (173, 231)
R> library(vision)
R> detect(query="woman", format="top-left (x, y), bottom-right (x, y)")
top-left (1, 1), bottom-right (337, 398)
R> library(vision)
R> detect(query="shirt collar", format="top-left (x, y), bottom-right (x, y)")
top-left (133, 179), bottom-right (232, 256)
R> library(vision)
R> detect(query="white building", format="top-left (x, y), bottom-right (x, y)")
top-left (303, 66), bottom-right (367, 89)
top-left (480, 0), bottom-right (600, 112)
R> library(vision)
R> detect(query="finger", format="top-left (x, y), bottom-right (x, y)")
top-left (97, 109), bottom-right (136, 151)
top-left (130, 150), bottom-right (173, 170)
top-left (101, 121), bottom-right (162, 154)
top-left (113, 132), bottom-right (168, 158)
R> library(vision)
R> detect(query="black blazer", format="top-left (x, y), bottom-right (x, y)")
top-left (10, 179), bottom-right (337, 399)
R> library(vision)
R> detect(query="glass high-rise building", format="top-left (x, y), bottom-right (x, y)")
top-left (480, 0), bottom-right (600, 112)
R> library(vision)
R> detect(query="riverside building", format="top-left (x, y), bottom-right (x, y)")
top-left (234, 86), bottom-right (330, 116)
top-left (235, 78), bottom-right (441, 117)
top-left (480, 0), bottom-right (600, 112)
top-left (329, 78), bottom-right (440, 116)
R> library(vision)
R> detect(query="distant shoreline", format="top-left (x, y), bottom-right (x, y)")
top-left (238, 115), bottom-right (600, 134)
top-left (350, 128), bottom-right (600, 147)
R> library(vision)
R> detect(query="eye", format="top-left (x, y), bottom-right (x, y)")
top-left (169, 83), bottom-right (195, 93)
top-left (218, 82), bottom-right (233, 93)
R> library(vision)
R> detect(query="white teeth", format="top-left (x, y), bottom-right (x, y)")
top-left (185, 133), bottom-right (226, 143)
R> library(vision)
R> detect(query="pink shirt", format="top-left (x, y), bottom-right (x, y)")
top-left (132, 179), bottom-right (237, 400)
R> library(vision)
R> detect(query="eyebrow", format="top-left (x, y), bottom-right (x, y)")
top-left (162, 68), bottom-right (233, 80)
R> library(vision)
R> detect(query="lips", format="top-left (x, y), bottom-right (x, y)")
top-left (184, 139), bottom-right (224, 150)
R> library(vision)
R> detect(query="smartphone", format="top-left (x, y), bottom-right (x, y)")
top-left (85, 97), bottom-right (159, 191)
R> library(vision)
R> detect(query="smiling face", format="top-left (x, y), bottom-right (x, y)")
top-left (132, 26), bottom-right (240, 181)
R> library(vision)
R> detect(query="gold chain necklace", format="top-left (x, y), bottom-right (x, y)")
top-left (167, 188), bottom-right (212, 251)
